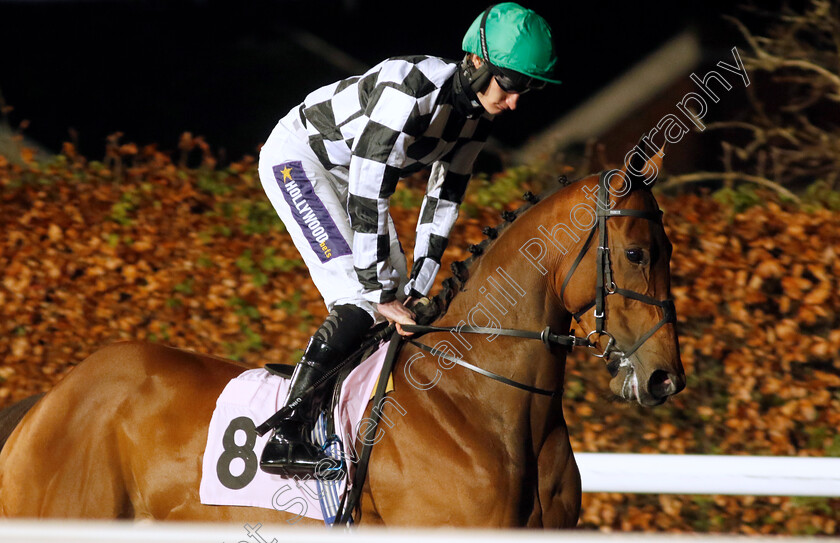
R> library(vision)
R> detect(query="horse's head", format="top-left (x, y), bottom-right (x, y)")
top-left (557, 145), bottom-right (685, 406)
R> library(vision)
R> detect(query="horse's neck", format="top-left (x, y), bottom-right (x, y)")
top-left (430, 195), bottom-right (573, 441)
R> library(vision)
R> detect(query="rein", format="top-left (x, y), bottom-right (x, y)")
top-left (400, 323), bottom-right (591, 397)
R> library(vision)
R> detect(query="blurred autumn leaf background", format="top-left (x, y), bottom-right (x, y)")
top-left (1, 0), bottom-right (840, 536)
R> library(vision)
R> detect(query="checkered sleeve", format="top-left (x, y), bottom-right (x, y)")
top-left (347, 61), bottom-right (439, 304)
top-left (405, 119), bottom-right (491, 297)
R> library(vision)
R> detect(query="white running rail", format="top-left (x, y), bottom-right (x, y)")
top-left (575, 453), bottom-right (840, 497)
top-left (2, 454), bottom-right (839, 542)
top-left (0, 523), bottom-right (838, 543)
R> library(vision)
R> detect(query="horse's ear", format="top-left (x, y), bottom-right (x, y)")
top-left (622, 137), bottom-right (666, 189)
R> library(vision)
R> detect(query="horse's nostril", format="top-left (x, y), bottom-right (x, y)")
top-left (669, 372), bottom-right (686, 394)
top-left (648, 370), bottom-right (675, 399)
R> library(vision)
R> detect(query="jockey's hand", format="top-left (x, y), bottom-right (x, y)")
top-left (376, 299), bottom-right (416, 337)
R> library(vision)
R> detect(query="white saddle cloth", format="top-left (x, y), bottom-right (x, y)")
top-left (199, 341), bottom-right (390, 523)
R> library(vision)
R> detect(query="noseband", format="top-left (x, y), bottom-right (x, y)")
top-left (560, 171), bottom-right (676, 365)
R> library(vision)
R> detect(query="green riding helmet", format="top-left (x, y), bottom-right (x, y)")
top-left (462, 2), bottom-right (561, 85)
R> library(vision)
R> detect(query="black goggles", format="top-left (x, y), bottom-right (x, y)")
top-left (491, 67), bottom-right (548, 94)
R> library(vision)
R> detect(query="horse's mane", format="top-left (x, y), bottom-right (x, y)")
top-left (415, 174), bottom-right (581, 325)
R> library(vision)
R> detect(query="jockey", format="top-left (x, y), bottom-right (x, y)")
top-left (257, 2), bottom-right (561, 478)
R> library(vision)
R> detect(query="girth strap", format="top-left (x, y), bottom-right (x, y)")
top-left (334, 330), bottom-right (403, 525)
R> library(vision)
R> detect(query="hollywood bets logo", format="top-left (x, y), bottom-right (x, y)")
top-left (279, 165), bottom-right (335, 261)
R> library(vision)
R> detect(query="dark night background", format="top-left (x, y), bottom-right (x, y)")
top-left (0, 0), bottom-right (737, 161)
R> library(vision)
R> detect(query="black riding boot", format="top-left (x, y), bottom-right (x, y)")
top-left (260, 337), bottom-right (339, 478)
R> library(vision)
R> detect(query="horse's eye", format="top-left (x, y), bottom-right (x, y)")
top-left (626, 248), bottom-right (645, 264)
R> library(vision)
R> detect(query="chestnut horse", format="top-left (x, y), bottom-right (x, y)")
top-left (0, 151), bottom-right (684, 527)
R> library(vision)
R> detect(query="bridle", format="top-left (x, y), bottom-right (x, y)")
top-left (560, 170), bottom-right (676, 366)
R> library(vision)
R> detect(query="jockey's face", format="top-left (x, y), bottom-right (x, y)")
top-left (477, 77), bottom-right (521, 114)
top-left (471, 56), bottom-right (521, 115)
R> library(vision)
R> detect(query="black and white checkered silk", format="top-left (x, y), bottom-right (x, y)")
top-left (297, 55), bottom-right (494, 303)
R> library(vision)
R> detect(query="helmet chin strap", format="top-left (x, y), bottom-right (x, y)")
top-left (469, 5), bottom-right (496, 96)
top-left (454, 4), bottom-right (495, 115)
top-left (460, 51), bottom-right (492, 96)
top-left (454, 54), bottom-right (486, 117)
